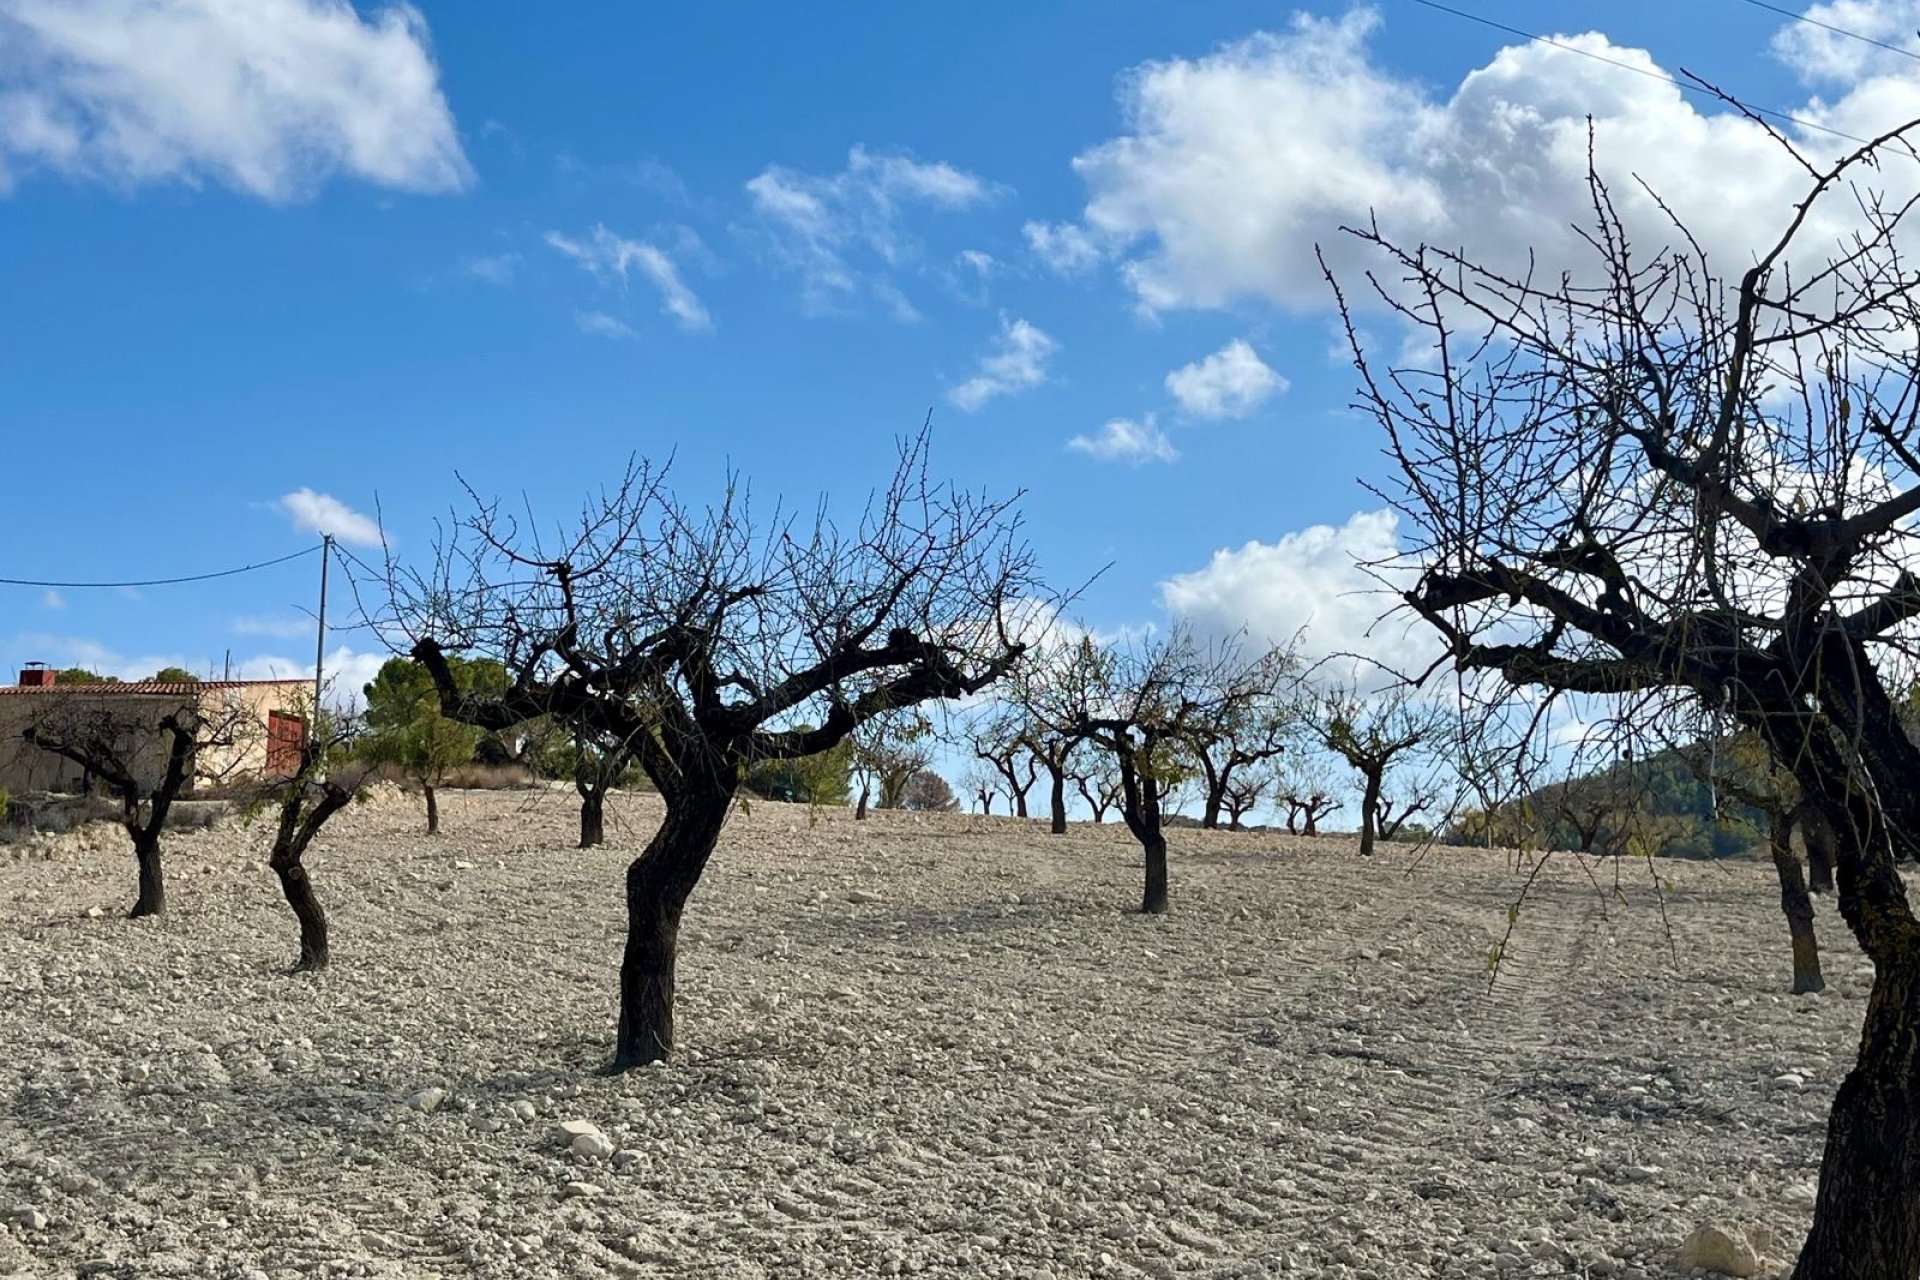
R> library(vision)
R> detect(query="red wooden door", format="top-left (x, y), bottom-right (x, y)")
top-left (267, 712), bottom-right (306, 776)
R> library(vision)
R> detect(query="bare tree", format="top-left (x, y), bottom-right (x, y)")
top-left (1330, 122), bottom-right (1920, 1272)
top-left (255, 706), bottom-right (363, 972)
top-left (969, 711), bottom-right (1040, 820)
top-left (1312, 684), bottom-right (1445, 856)
top-left (1180, 647), bottom-right (1300, 829)
top-left (1008, 634), bottom-right (1105, 833)
top-left (1074, 743), bottom-right (1121, 823)
top-left (1673, 729), bottom-right (1825, 994)
top-left (849, 709), bottom-right (933, 819)
top-left (399, 436), bottom-right (1036, 1069)
top-left (570, 726), bottom-right (636, 849)
top-left (962, 763), bottom-right (1002, 815)
top-left (1218, 757), bottom-right (1275, 830)
top-left (1062, 629), bottom-right (1244, 913)
top-left (22, 691), bottom-right (255, 917)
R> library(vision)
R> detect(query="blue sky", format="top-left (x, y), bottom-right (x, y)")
top-left (0, 0), bottom-right (1908, 715)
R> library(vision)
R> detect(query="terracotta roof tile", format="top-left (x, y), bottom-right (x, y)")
top-left (0, 679), bottom-right (310, 697)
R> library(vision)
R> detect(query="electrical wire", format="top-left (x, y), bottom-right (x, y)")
top-left (1402, 0), bottom-right (1883, 151)
top-left (1729, 0), bottom-right (1920, 66)
top-left (0, 543), bottom-right (320, 590)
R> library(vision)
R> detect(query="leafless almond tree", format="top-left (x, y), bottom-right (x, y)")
top-left (1328, 117), bottom-right (1920, 1273)
top-left (22, 691), bottom-right (257, 917)
top-left (1311, 683), bottom-right (1447, 856)
top-left (394, 434), bottom-right (1037, 1069)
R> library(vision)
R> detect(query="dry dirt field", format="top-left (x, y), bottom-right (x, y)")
top-left (0, 789), bottom-right (1872, 1279)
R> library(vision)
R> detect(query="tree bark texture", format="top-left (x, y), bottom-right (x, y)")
top-left (1049, 769), bottom-right (1067, 835)
top-left (1769, 817), bottom-right (1824, 996)
top-left (424, 785), bottom-right (440, 836)
top-left (129, 834), bottom-right (165, 919)
top-left (580, 791), bottom-right (606, 849)
top-left (611, 795), bottom-right (731, 1071)
top-left (272, 859), bottom-right (329, 972)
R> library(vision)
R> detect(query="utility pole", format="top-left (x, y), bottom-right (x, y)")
top-left (313, 535), bottom-right (332, 721)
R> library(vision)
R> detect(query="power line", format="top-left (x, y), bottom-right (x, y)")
top-left (0, 543), bottom-right (321, 590)
top-left (1729, 0), bottom-right (1920, 67)
top-left (1402, 0), bottom-right (1881, 151)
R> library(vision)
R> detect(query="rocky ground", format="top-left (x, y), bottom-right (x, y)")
top-left (0, 788), bottom-right (1868, 1278)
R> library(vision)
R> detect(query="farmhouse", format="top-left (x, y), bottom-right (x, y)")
top-left (0, 665), bottom-right (312, 796)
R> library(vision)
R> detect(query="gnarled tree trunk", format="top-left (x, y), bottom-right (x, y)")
top-left (1767, 814), bottom-right (1823, 996)
top-left (855, 785), bottom-right (870, 821)
top-left (1141, 834), bottom-right (1168, 915)
top-left (1049, 767), bottom-right (1067, 835)
top-left (612, 793), bottom-right (731, 1071)
top-left (424, 784), bottom-right (440, 836)
top-left (580, 791), bottom-right (606, 848)
top-left (129, 833), bottom-right (165, 918)
top-left (1358, 770), bottom-right (1382, 857)
top-left (1793, 953), bottom-right (1920, 1275)
top-left (272, 856), bottom-right (329, 972)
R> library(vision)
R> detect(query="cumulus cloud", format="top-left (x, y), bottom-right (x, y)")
top-left (1165, 339), bottom-right (1287, 418)
top-left (746, 145), bottom-right (995, 315)
top-left (1067, 415), bottom-right (1177, 464)
top-left (1047, 7), bottom-right (1920, 313)
top-left (545, 225), bottom-right (711, 332)
top-left (276, 488), bottom-right (382, 548)
top-left (1159, 509), bottom-right (1436, 685)
top-left (0, 0), bottom-right (470, 200)
top-left (947, 315), bottom-right (1058, 411)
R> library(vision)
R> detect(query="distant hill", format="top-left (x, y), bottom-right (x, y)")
top-left (1446, 743), bottom-right (1765, 860)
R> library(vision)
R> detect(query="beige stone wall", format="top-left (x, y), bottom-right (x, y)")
top-left (0, 682), bottom-right (310, 797)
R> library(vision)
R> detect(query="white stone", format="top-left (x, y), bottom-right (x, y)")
top-left (511, 1100), bottom-right (536, 1121)
top-left (570, 1132), bottom-right (615, 1159)
top-left (407, 1087), bottom-right (447, 1113)
top-left (563, 1181), bottom-right (603, 1198)
top-left (128, 1063), bottom-right (151, 1083)
top-left (1768, 1073), bottom-right (1805, 1092)
top-left (16, 1208), bottom-right (47, 1231)
top-left (555, 1119), bottom-right (602, 1142)
top-left (1676, 1225), bottom-right (1762, 1277)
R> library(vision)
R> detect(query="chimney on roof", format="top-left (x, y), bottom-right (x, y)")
top-left (18, 663), bottom-right (54, 687)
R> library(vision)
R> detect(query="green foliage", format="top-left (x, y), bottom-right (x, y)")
top-left (743, 738), bottom-right (852, 806)
top-left (54, 668), bottom-right (112, 684)
top-left (1447, 744), bottom-right (1766, 858)
top-left (147, 666), bottom-right (199, 684)
top-left (357, 657), bottom-right (509, 787)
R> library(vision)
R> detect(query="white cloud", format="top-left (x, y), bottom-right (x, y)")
top-left (1049, 8), bottom-right (1920, 313)
top-left (0, 0), bottom-right (470, 200)
top-left (40, 589), bottom-right (62, 610)
top-left (1773, 0), bottom-right (1920, 82)
top-left (236, 645), bottom-right (385, 711)
top-left (462, 252), bottom-right (519, 286)
top-left (947, 315), bottom-right (1058, 411)
top-left (1067, 415), bottom-right (1177, 464)
top-left (1023, 220), bottom-right (1107, 274)
top-left (275, 488), bottom-right (382, 548)
top-left (1165, 339), bottom-right (1287, 418)
top-left (1159, 509), bottom-right (1436, 684)
top-left (545, 225), bottom-right (712, 332)
top-left (575, 309), bottom-right (636, 340)
top-left (746, 145), bottom-right (995, 315)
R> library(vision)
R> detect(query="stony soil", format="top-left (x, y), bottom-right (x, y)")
top-left (0, 789), bottom-right (1870, 1278)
